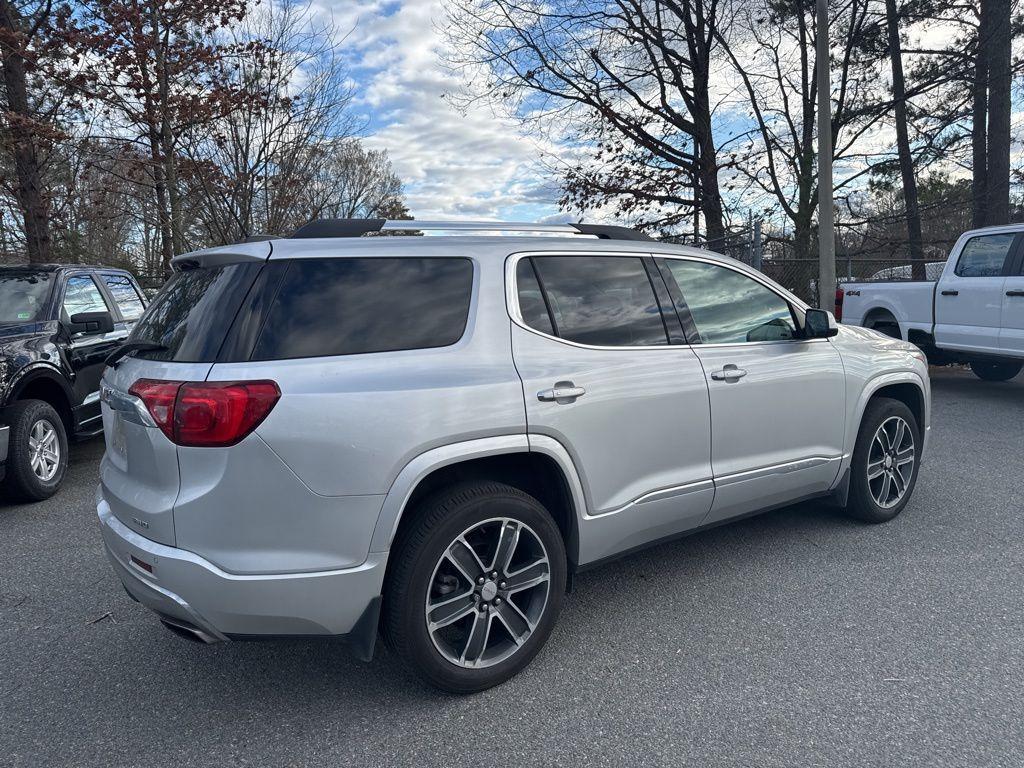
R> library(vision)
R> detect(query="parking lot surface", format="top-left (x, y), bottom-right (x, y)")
top-left (1, 366), bottom-right (1022, 767)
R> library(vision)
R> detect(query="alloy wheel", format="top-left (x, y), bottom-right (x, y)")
top-left (425, 517), bottom-right (551, 669)
top-left (28, 418), bottom-right (61, 482)
top-left (866, 416), bottom-right (915, 509)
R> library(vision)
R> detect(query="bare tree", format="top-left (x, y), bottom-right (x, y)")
top-left (884, 0), bottom-right (923, 276)
top-left (445, 0), bottom-right (730, 242)
top-left (0, 0), bottom-right (55, 263)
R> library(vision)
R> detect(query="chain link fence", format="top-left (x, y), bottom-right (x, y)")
top-left (661, 227), bottom-right (947, 306)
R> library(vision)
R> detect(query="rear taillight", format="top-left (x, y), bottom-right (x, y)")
top-left (834, 287), bottom-right (844, 322)
top-left (128, 379), bottom-right (180, 440)
top-left (128, 379), bottom-right (280, 447)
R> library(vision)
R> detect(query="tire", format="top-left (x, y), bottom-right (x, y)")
top-left (970, 360), bottom-right (1022, 382)
top-left (383, 481), bottom-right (567, 693)
top-left (1, 399), bottom-right (69, 502)
top-left (845, 397), bottom-right (920, 524)
top-left (872, 321), bottom-right (901, 340)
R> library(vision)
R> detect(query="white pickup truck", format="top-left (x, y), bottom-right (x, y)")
top-left (842, 224), bottom-right (1024, 381)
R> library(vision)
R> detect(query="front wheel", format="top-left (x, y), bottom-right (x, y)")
top-left (970, 360), bottom-right (1022, 382)
top-left (1, 399), bottom-right (69, 502)
top-left (845, 398), bottom-right (920, 524)
top-left (383, 481), bottom-right (566, 693)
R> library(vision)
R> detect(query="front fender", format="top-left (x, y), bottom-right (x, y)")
top-left (844, 369), bottom-right (930, 472)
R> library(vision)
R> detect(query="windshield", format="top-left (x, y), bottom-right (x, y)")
top-left (0, 272), bottom-right (53, 323)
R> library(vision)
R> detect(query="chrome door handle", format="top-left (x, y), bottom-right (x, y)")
top-left (537, 383), bottom-right (586, 403)
top-left (710, 366), bottom-right (747, 381)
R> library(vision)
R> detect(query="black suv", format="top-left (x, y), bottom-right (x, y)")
top-left (0, 264), bottom-right (147, 501)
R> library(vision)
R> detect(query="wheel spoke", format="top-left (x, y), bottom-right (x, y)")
top-left (495, 600), bottom-right (532, 645)
top-left (892, 420), bottom-right (906, 451)
top-left (890, 468), bottom-right (906, 495)
top-left (875, 428), bottom-right (891, 453)
top-left (895, 446), bottom-right (914, 467)
top-left (490, 520), bottom-right (520, 576)
top-left (878, 472), bottom-right (891, 504)
top-left (504, 558), bottom-right (549, 594)
top-left (30, 455), bottom-right (42, 473)
top-left (459, 611), bottom-right (492, 666)
top-left (427, 591), bottom-right (477, 631)
top-left (867, 459), bottom-right (885, 480)
top-left (445, 538), bottom-right (485, 583)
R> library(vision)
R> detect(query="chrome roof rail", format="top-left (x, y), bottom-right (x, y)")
top-left (289, 219), bottom-right (653, 242)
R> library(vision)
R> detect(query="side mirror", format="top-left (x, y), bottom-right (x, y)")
top-left (69, 311), bottom-right (115, 335)
top-left (804, 308), bottom-right (839, 339)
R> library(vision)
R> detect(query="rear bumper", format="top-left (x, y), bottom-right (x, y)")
top-left (97, 498), bottom-right (387, 658)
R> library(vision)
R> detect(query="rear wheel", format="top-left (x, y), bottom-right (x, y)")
top-left (969, 360), bottom-right (1022, 382)
top-left (2, 399), bottom-right (69, 502)
top-left (845, 398), bottom-right (920, 524)
top-left (383, 481), bottom-right (566, 693)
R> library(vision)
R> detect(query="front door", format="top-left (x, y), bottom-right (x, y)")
top-left (61, 272), bottom-right (126, 432)
top-left (657, 257), bottom-right (847, 525)
top-left (509, 253), bottom-right (714, 564)
top-left (935, 232), bottom-right (1018, 355)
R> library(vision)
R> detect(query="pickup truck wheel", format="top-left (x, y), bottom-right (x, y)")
top-left (1, 399), bottom-right (69, 502)
top-left (383, 481), bottom-right (566, 693)
top-left (969, 361), bottom-right (1022, 382)
top-left (872, 321), bottom-right (901, 340)
top-left (845, 398), bottom-right (919, 524)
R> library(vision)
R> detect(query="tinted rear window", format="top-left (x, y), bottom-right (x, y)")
top-left (129, 263), bottom-right (262, 362)
top-left (250, 257), bottom-right (474, 360)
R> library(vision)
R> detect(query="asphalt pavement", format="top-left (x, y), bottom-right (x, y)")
top-left (1, 366), bottom-right (1022, 767)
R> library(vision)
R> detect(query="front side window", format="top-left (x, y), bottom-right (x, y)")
top-left (524, 256), bottom-right (668, 347)
top-left (664, 260), bottom-right (796, 344)
top-left (251, 257), bottom-right (474, 360)
top-left (62, 275), bottom-right (110, 318)
top-left (102, 274), bottom-right (146, 320)
top-left (955, 234), bottom-right (1015, 277)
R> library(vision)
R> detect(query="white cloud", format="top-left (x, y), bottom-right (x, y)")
top-left (321, 0), bottom-right (564, 220)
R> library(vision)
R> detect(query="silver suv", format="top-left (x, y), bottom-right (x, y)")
top-left (97, 220), bottom-right (931, 692)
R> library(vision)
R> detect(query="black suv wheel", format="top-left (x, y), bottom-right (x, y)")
top-left (383, 481), bottom-right (566, 693)
top-left (2, 399), bottom-right (69, 502)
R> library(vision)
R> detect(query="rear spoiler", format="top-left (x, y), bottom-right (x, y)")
top-left (171, 241), bottom-right (274, 271)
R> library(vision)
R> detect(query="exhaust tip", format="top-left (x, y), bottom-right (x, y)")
top-left (159, 617), bottom-right (221, 645)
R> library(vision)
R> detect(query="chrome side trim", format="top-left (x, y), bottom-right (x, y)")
top-left (82, 390), bottom-right (101, 406)
top-left (714, 456), bottom-right (843, 488)
top-left (586, 478), bottom-right (715, 519)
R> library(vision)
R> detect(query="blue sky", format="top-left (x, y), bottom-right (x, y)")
top-left (326, 0), bottom-right (568, 222)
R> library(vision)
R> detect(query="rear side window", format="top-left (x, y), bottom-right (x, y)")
top-left (955, 234), bottom-right (1015, 277)
top-left (515, 258), bottom-right (555, 336)
top-left (129, 263), bottom-right (263, 362)
top-left (102, 274), bottom-right (146, 320)
top-left (250, 258), bottom-right (473, 360)
top-left (525, 256), bottom-right (668, 347)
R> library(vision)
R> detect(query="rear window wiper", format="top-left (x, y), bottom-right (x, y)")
top-left (105, 341), bottom-right (168, 368)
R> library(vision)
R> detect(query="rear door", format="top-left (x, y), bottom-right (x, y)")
top-left (100, 259), bottom-right (265, 544)
top-left (657, 257), bottom-right (846, 524)
top-left (934, 232), bottom-right (1018, 355)
top-left (999, 236), bottom-right (1024, 355)
top-left (510, 253), bottom-right (714, 563)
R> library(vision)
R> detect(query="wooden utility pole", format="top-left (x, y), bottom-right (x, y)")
top-left (816, 0), bottom-right (836, 311)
